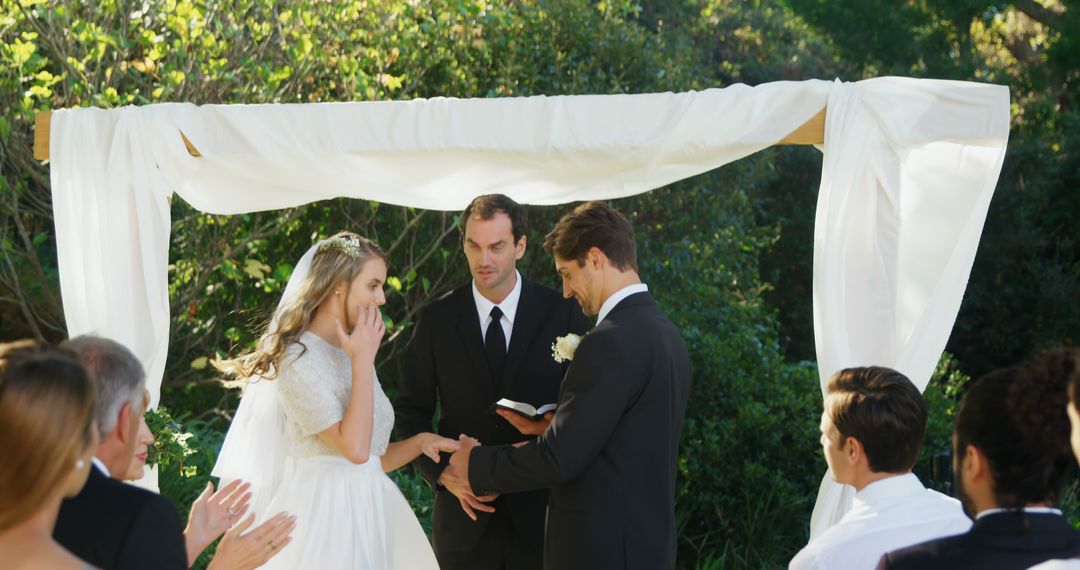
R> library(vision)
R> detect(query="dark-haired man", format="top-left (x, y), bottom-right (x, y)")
top-left (789, 367), bottom-right (969, 570)
top-left (448, 201), bottom-right (692, 570)
top-left (396, 194), bottom-right (587, 569)
top-left (880, 347), bottom-right (1080, 569)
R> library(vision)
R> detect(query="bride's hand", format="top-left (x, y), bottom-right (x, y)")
top-left (421, 433), bottom-right (461, 463)
top-left (336, 306), bottom-right (385, 362)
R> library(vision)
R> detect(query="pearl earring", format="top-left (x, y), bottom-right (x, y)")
top-left (75, 459), bottom-right (85, 469)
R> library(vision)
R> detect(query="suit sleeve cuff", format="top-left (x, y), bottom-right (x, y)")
top-left (468, 444), bottom-right (500, 496)
top-left (415, 453), bottom-right (449, 489)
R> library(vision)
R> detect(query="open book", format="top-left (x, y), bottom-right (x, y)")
top-left (489, 398), bottom-right (557, 421)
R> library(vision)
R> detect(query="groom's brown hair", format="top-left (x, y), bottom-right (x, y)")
top-left (543, 201), bottom-right (637, 272)
top-left (826, 366), bottom-right (927, 473)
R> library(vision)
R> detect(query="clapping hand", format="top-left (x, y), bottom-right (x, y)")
top-left (185, 480), bottom-right (252, 560)
top-left (207, 512), bottom-right (297, 570)
top-left (335, 306), bottom-right (385, 362)
top-left (441, 434), bottom-right (498, 521)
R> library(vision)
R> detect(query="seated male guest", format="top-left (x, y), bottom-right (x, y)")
top-left (789, 367), bottom-right (970, 570)
top-left (879, 347), bottom-right (1080, 569)
top-left (53, 336), bottom-right (294, 570)
top-left (1030, 347), bottom-right (1080, 570)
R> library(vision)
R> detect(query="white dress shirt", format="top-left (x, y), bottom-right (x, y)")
top-left (91, 456), bottom-right (111, 477)
top-left (472, 270), bottom-right (522, 350)
top-left (976, 506), bottom-right (1063, 519)
top-left (789, 473), bottom-right (971, 570)
top-left (596, 283), bottom-right (649, 325)
top-left (1031, 560), bottom-right (1080, 569)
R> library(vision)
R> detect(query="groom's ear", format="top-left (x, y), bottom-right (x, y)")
top-left (585, 247), bottom-right (604, 269)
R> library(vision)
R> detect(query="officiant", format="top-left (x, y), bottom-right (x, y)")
top-left (395, 194), bottom-right (587, 570)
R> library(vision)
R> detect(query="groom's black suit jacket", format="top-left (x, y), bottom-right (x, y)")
top-left (54, 465), bottom-right (188, 570)
top-left (395, 276), bottom-right (587, 553)
top-left (468, 291), bottom-right (692, 570)
top-left (878, 511), bottom-right (1080, 569)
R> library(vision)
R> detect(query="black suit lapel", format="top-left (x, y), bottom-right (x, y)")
top-left (499, 278), bottom-right (542, 394)
top-left (455, 287), bottom-right (497, 398)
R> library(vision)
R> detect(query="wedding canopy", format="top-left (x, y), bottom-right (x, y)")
top-left (40, 76), bottom-right (1009, 539)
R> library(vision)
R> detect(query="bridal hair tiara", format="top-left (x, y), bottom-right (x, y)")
top-left (317, 235), bottom-right (362, 258)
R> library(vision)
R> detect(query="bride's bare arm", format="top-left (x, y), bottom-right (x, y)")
top-left (317, 307), bottom-right (383, 464)
top-left (381, 434), bottom-right (461, 472)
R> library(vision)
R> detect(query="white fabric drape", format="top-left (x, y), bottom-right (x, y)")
top-left (50, 109), bottom-right (174, 408)
top-left (48, 77), bottom-right (1009, 528)
top-left (808, 78), bottom-right (1008, 539)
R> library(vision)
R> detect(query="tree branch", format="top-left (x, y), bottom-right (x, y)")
top-left (1012, 0), bottom-right (1064, 28)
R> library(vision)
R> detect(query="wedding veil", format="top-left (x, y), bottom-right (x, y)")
top-left (211, 242), bottom-right (320, 521)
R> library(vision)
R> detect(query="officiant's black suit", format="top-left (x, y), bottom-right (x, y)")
top-left (54, 465), bottom-right (188, 570)
top-left (878, 511), bottom-right (1080, 570)
top-left (468, 291), bottom-right (692, 570)
top-left (396, 276), bottom-right (587, 568)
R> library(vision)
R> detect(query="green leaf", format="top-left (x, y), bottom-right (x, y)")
top-left (274, 263), bottom-right (294, 281)
top-left (243, 258), bottom-right (269, 279)
top-left (190, 356), bottom-right (208, 370)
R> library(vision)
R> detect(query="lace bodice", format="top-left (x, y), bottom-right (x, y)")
top-left (276, 332), bottom-right (394, 459)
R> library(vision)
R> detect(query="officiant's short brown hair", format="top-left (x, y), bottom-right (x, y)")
top-left (543, 201), bottom-right (637, 272)
top-left (826, 366), bottom-right (927, 473)
top-left (462, 194), bottom-right (527, 245)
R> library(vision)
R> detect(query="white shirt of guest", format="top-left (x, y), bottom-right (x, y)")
top-left (1031, 559), bottom-right (1080, 569)
top-left (91, 456), bottom-right (110, 477)
top-left (788, 473), bottom-right (971, 570)
top-left (472, 270), bottom-right (522, 351)
top-left (596, 283), bottom-right (648, 325)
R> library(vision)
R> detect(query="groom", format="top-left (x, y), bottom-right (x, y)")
top-left (449, 201), bottom-right (692, 570)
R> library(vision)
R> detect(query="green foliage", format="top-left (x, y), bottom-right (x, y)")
top-left (915, 353), bottom-right (972, 494)
top-left (145, 405), bottom-right (196, 470)
top-left (2, 1), bottom-right (1078, 569)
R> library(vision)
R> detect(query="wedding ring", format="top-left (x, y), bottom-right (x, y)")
top-left (269, 541), bottom-right (277, 550)
top-left (227, 508), bottom-right (237, 517)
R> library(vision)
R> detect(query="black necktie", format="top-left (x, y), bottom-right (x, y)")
top-left (485, 306), bottom-right (506, 377)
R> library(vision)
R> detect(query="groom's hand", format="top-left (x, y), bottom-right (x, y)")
top-left (496, 410), bottom-right (554, 436)
top-left (440, 435), bottom-right (497, 521)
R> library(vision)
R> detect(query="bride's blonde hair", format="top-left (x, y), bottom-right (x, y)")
top-left (213, 232), bottom-right (386, 382)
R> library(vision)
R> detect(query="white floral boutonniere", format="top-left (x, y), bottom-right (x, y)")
top-left (551, 333), bottom-right (582, 363)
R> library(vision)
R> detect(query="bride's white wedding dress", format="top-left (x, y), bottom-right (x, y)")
top-left (258, 331), bottom-right (438, 569)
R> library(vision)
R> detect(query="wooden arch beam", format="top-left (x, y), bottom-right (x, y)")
top-left (34, 110), bottom-right (202, 160)
top-left (32, 107), bottom-right (826, 161)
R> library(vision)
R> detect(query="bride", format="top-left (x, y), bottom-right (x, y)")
top-left (212, 232), bottom-right (457, 569)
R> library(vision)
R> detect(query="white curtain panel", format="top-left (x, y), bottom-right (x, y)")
top-left (48, 77), bottom-right (1008, 528)
top-left (808, 78), bottom-right (1008, 539)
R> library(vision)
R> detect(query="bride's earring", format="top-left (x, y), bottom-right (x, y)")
top-left (75, 459), bottom-right (85, 470)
